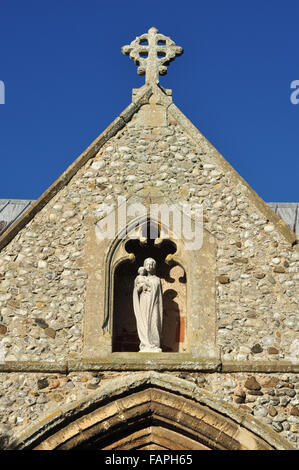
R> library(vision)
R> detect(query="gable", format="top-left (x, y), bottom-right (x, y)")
top-left (0, 83), bottom-right (298, 366)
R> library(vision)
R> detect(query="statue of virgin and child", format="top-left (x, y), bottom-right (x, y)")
top-left (133, 257), bottom-right (163, 352)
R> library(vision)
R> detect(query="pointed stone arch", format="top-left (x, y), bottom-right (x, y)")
top-left (103, 213), bottom-right (182, 337)
top-left (7, 373), bottom-right (293, 450)
top-left (110, 220), bottom-right (184, 353)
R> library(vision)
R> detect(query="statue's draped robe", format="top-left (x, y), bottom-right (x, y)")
top-left (133, 275), bottom-right (163, 351)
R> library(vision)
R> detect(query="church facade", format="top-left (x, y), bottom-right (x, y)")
top-left (0, 28), bottom-right (298, 450)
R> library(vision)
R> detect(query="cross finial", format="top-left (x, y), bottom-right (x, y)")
top-left (122, 27), bottom-right (183, 85)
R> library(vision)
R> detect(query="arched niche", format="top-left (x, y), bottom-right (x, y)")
top-left (83, 201), bottom-right (219, 365)
top-left (111, 221), bottom-right (187, 353)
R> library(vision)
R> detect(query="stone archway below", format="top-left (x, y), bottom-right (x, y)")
top-left (32, 388), bottom-right (272, 450)
top-left (102, 426), bottom-right (210, 450)
top-left (9, 372), bottom-right (294, 451)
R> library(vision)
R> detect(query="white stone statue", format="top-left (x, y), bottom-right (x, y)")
top-left (133, 258), bottom-right (163, 352)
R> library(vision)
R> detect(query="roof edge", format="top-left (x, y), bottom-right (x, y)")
top-left (167, 101), bottom-right (298, 245)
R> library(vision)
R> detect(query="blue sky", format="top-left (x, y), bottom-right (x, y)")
top-left (0, 0), bottom-right (298, 201)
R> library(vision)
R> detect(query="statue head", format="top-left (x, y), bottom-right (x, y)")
top-left (143, 257), bottom-right (156, 274)
top-left (138, 267), bottom-right (147, 276)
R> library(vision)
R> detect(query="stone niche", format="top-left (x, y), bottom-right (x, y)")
top-left (83, 190), bottom-right (219, 368)
top-left (112, 227), bottom-right (187, 353)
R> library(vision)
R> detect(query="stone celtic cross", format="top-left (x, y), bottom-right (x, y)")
top-left (122, 27), bottom-right (183, 85)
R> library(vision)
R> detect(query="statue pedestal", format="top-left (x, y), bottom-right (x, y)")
top-left (139, 347), bottom-right (162, 353)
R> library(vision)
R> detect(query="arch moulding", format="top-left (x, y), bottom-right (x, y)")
top-left (7, 372), bottom-right (294, 450)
